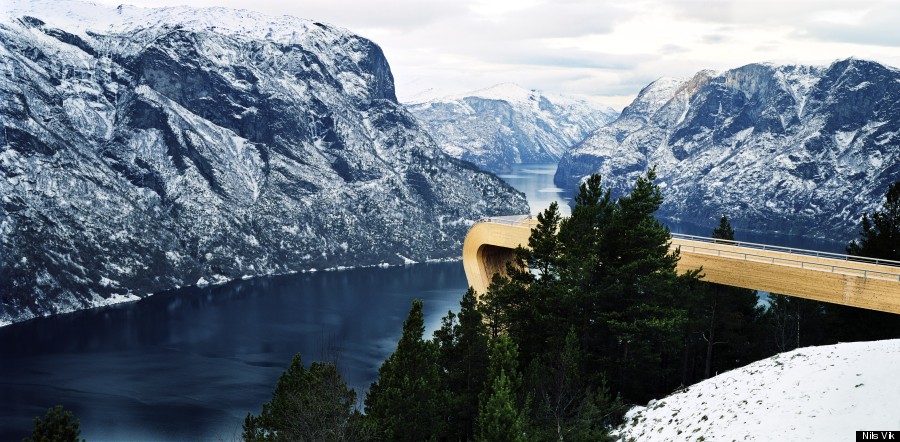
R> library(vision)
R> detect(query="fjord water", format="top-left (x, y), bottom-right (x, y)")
top-left (0, 264), bottom-right (469, 440)
top-left (0, 162), bottom-right (562, 441)
top-left (498, 163), bottom-right (572, 216)
top-left (0, 161), bottom-right (842, 440)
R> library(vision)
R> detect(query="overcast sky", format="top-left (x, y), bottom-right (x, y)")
top-left (93, 0), bottom-right (900, 109)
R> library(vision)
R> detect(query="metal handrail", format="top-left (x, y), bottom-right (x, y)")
top-left (478, 215), bottom-right (536, 227)
top-left (678, 242), bottom-right (900, 282)
top-left (671, 233), bottom-right (900, 267)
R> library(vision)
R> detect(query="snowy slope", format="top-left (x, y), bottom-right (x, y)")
top-left (0, 0), bottom-right (527, 326)
top-left (556, 60), bottom-right (900, 241)
top-left (613, 339), bottom-right (900, 441)
top-left (407, 83), bottom-right (618, 172)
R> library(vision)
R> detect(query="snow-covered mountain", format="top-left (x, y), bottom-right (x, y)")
top-left (0, 0), bottom-right (528, 326)
top-left (555, 59), bottom-right (900, 241)
top-left (406, 84), bottom-right (618, 173)
top-left (613, 339), bottom-right (900, 441)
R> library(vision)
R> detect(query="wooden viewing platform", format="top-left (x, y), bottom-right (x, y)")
top-left (462, 216), bottom-right (900, 315)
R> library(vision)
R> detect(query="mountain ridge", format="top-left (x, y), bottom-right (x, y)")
top-left (0, 0), bottom-right (528, 326)
top-left (556, 58), bottom-right (900, 241)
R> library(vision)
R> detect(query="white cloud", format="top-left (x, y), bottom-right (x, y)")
top-left (88, 0), bottom-right (900, 110)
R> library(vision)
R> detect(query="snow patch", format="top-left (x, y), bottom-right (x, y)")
top-left (90, 291), bottom-right (140, 307)
top-left (613, 340), bottom-right (900, 441)
top-left (733, 127), bottom-right (754, 141)
top-left (396, 253), bottom-right (418, 265)
top-left (850, 81), bottom-right (871, 91)
top-left (834, 130), bottom-right (857, 149)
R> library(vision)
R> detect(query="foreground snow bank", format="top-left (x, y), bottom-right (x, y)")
top-left (613, 340), bottom-right (900, 441)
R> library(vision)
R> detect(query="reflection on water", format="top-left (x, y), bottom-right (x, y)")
top-left (498, 163), bottom-right (571, 216)
top-left (0, 264), bottom-right (468, 441)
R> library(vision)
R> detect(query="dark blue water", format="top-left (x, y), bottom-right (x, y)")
top-left (0, 264), bottom-right (468, 441)
top-left (0, 161), bottom-right (851, 440)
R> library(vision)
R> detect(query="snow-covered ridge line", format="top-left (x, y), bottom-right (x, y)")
top-left (405, 82), bottom-right (614, 111)
top-left (1, 0), bottom-right (346, 45)
top-left (408, 83), bottom-right (546, 105)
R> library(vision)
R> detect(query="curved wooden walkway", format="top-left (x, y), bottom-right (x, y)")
top-left (462, 216), bottom-right (900, 315)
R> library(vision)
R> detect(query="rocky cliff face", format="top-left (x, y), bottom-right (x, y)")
top-left (0, 0), bottom-right (527, 325)
top-left (407, 84), bottom-right (617, 173)
top-left (556, 59), bottom-right (900, 241)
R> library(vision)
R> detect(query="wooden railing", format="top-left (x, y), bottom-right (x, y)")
top-left (463, 217), bottom-right (900, 314)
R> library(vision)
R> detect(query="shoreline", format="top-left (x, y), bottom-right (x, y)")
top-left (0, 256), bottom-right (465, 329)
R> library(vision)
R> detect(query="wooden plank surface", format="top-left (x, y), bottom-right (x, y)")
top-left (463, 222), bottom-right (900, 314)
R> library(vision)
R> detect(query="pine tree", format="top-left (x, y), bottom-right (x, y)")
top-left (529, 329), bottom-right (622, 441)
top-left (485, 335), bottom-right (523, 394)
top-left (527, 201), bottom-right (562, 280)
top-left (433, 288), bottom-right (490, 441)
top-left (477, 335), bottom-right (527, 442)
top-left (826, 181), bottom-right (900, 342)
top-left (586, 168), bottom-right (699, 402)
top-left (243, 354), bottom-right (367, 442)
top-left (847, 181), bottom-right (900, 260)
top-left (24, 405), bottom-right (84, 442)
top-left (712, 214), bottom-right (735, 243)
top-left (514, 202), bottom-right (568, 365)
top-left (477, 372), bottom-right (528, 442)
top-left (483, 168), bottom-right (703, 403)
top-left (557, 174), bottom-right (613, 284)
top-left (365, 299), bottom-right (444, 441)
top-left (479, 243), bottom-right (546, 366)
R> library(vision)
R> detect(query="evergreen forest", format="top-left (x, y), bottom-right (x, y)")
top-left (238, 172), bottom-right (900, 441)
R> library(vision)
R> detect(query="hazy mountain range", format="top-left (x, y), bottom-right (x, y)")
top-left (406, 83), bottom-right (617, 173)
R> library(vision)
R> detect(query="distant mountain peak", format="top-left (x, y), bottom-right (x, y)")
top-left (621, 76), bottom-right (688, 119)
top-left (463, 83), bottom-right (539, 102)
top-left (407, 84), bottom-right (618, 173)
top-left (404, 83), bottom-right (538, 106)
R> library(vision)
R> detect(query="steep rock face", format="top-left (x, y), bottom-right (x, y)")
top-left (556, 59), bottom-right (900, 240)
top-left (0, 0), bottom-right (527, 325)
top-left (406, 84), bottom-right (617, 173)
